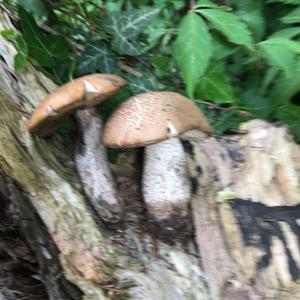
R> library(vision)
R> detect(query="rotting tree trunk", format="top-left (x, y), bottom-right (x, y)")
top-left (1, 6), bottom-right (300, 300)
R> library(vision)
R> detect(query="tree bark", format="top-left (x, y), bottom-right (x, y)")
top-left (1, 5), bottom-right (300, 300)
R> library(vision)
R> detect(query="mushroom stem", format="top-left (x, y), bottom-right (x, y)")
top-left (75, 107), bottom-right (123, 223)
top-left (142, 137), bottom-right (191, 226)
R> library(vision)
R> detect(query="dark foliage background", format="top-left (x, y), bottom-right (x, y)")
top-left (2, 0), bottom-right (300, 140)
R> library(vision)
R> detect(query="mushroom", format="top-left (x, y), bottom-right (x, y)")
top-left (27, 74), bottom-right (126, 223)
top-left (102, 91), bottom-right (212, 228)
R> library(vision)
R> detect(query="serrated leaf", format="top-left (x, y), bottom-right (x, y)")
top-left (271, 61), bottom-right (300, 104)
top-left (258, 38), bottom-right (299, 77)
top-left (281, 7), bottom-right (300, 24)
top-left (76, 40), bottom-right (116, 75)
top-left (174, 12), bottom-right (212, 98)
top-left (211, 32), bottom-right (236, 60)
top-left (233, 0), bottom-right (265, 42)
top-left (199, 9), bottom-right (254, 50)
top-left (103, 9), bottom-right (158, 55)
top-left (195, 62), bottom-right (236, 104)
top-left (268, 0), bottom-right (300, 4)
top-left (128, 73), bottom-right (160, 94)
top-left (19, 7), bottom-right (70, 67)
top-left (271, 27), bottom-right (300, 39)
top-left (260, 37), bottom-right (300, 53)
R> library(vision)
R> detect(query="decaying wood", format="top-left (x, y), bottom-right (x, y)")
top-left (1, 5), bottom-right (300, 300)
top-left (182, 125), bottom-right (300, 300)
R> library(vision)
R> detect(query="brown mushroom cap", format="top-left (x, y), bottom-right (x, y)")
top-left (27, 74), bottom-right (127, 137)
top-left (102, 91), bottom-right (212, 148)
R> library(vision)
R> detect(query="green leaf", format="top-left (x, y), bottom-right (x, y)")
top-left (232, 0), bottom-right (265, 42)
top-left (1, 30), bottom-right (28, 71)
top-left (0, 29), bottom-right (18, 41)
top-left (76, 40), bottom-right (116, 75)
top-left (15, 35), bottom-right (28, 54)
top-left (271, 27), bottom-right (300, 39)
top-left (271, 61), bottom-right (300, 104)
top-left (208, 110), bottom-right (249, 135)
top-left (260, 67), bottom-right (280, 95)
top-left (128, 73), bottom-right (160, 94)
top-left (13, 35), bottom-right (28, 72)
top-left (211, 32), bottom-right (236, 60)
top-left (195, 62), bottom-right (236, 104)
top-left (103, 9), bottom-right (158, 55)
top-left (18, 0), bottom-right (46, 18)
top-left (112, 36), bottom-right (141, 56)
top-left (281, 7), bottom-right (300, 24)
top-left (259, 37), bottom-right (300, 54)
top-left (19, 7), bottom-right (70, 67)
top-left (198, 9), bottom-right (254, 50)
top-left (268, 0), bottom-right (300, 4)
top-left (239, 88), bottom-right (272, 118)
top-left (258, 38), bottom-right (299, 77)
top-left (14, 52), bottom-right (27, 71)
top-left (152, 56), bottom-right (172, 77)
top-left (174, 12), bottom-right (212, 98)
top-left (275, 104), bottom-right (300, 142)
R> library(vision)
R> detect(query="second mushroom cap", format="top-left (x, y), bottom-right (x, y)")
top-left (102, 91), bottom-right (212, 147)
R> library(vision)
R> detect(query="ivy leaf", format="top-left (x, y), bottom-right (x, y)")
top-left (281, 7), bottom-right (300, 24)
top-left (258, 38), bottom-right (298, 77)
top-left (199, 9), bottom-right (254, 50)
top-left (128, 73), bottom-right (160, 94)
top-left (195, 62), bottom-right (236, 104)
top-left (19, 7), bottom-right (70, 67)
top-left (112, 37), bottom-right (141, 56)
top-left (174, 12), bottom-right (212, 98)
top-left (103, 9), bottom-right (158, 55)
top-left (76, 40), bottom-right (116, 75)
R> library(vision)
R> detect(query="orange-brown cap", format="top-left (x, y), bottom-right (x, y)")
top-left (27, 74), bottom-right (127, 137)
top-left (102, 91), bottom-right (212, 147)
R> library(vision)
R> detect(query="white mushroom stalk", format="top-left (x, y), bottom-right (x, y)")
top-left (75, 107), bottom-right (122, 223)
top-left (26, 74), bottom-right (127, 223)
top-left (103, 92), bottom-right (212, 227)
top-left (143, 137), bottom-right (191, 224)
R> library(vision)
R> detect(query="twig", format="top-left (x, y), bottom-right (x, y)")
top-left (38, 23), bottom-right (84, 53)
top-left (117, 62), bottom-right (143, 78)
top-left (194, 99), bottom-right (253, 117)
